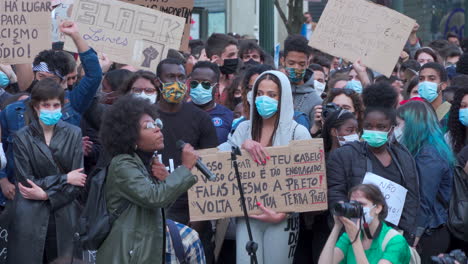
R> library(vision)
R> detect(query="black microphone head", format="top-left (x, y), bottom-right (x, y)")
top-left (176, 140), bottom-right (186, 150)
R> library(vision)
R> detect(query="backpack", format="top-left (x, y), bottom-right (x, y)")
top-left (167, 219), bottom-right (187, 264)
top-left (382, 228), bottom-right (421, 264)
top-left (75, 166), bottom-right (130, 250)
top-left (447, 163), bottom-right (468, 242)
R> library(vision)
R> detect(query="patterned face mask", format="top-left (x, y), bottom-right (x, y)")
top-left (160, 81), bottom-right (187, 104)
top-left (284, 67), bottom-right (306, 84)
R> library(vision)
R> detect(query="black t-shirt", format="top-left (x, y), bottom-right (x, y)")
top-left (157, 103), bottom-right (218, 223)
top-left (368, 150), bottom-right (403, 186)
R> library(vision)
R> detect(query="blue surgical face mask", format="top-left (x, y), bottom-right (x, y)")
top-left (190, 84), bottom-right (213, 105)
top-left (361, 129), bottom-right (389, 148)
top-left (0, 72), bottom-right (9, 88)
top-left (418, 81), bottom-right (439, 103)
top-left (346, 79), bottom-right (363, 93)
top-left (39, 109), bottom-right (62, 126)
top-left (255, 96), bottom-right (278, 119)
top-left (459, 108), bottom-right (468, 127)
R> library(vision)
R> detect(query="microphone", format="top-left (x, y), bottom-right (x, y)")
top-left (176, 140), bottom-right (216, 182)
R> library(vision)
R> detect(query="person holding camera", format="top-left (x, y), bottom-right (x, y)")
top-left (327, 84), bottom-right (420, 243)
top-left (318, 184), bottom-right (411, 264)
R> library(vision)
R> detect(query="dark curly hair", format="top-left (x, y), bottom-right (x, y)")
top-left (324, 88), bottom-right (364, 131)
top-left (362, 83), bottom-right (398, 126)
top-left (448, 87), bottom-right (468, 154)
top-left (284, 34), bottom-right (311, 57)
top-left (100, 95), bottom-right (158, 157)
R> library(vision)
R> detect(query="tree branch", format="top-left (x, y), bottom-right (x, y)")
top-left (274, 0), bottom-right (291, 33)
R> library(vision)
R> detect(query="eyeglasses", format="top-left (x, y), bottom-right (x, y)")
top-left (132, 87), bottom-right (157, 95)
top-left (190, 80), bottom-right (215, 90)
top-left (145, 118), bottom-right (163, 130)
top-left (330, 88), bottom-right (356, 96)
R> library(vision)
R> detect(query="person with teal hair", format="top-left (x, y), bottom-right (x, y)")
top-left (396, 100), bottom-right (454, 262)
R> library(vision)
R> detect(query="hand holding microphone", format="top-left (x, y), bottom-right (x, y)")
top-left (176, 140), bottom-right (216, 181)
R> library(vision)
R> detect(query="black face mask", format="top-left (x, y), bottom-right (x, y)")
top-left (233, 96), bottom-right (242, 106)
top-left (244, 59), bottom-right (260, 66)
top-left (220, 58), bottom-right (239, 74)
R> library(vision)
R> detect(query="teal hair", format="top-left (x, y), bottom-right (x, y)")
top-left (397, 101), bottom-right (455, 164)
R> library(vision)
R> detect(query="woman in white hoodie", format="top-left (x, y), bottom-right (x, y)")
top-left (228, 70), bottom-right (311, 264)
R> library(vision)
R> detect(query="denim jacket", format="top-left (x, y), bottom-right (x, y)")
top-left (0, 48), bottom-right (102, 205)
top-left (414, 145), bottom-right (453, 237)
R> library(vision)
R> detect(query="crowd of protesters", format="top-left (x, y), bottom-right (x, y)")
top-left (0, 8), bottom-right (467, 264)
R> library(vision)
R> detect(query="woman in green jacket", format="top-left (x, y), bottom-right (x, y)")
top-left (96, 95), bottom-right (199, 264)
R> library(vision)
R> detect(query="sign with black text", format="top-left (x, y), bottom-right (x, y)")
top-left (188, 140), bottom-right (328, 221)
top-left (0, 0), bottom-right (52, 64)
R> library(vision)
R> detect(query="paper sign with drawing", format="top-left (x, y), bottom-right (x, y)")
top-left (64, 0), bottom-right (185, 70)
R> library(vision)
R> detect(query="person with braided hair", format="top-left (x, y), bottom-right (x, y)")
top-left (447, 87), bottom-right (468, 154)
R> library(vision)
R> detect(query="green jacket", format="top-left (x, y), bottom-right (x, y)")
top-left (96, 153), bottom-right (197, 264)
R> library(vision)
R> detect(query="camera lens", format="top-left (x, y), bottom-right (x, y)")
top-left (332, 202), bottom-right (362, 219)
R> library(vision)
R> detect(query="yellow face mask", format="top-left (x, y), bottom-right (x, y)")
top-left (160, 81), bottom-right (187, 104)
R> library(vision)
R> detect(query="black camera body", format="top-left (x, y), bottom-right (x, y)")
top-left (431, 249), bottom-right (467, 264)
top-left (322, 102), bottom-right (342, 119)
top-left (332, 201), bottom-right (363, 219)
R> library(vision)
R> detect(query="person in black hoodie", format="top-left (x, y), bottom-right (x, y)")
top-left (326, 83), bottom-right (420, 244)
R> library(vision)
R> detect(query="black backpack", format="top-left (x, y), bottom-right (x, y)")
top-left (75, 166), bottom-right (129, 250)
top-left (447, 163), bottom-right (468, 242)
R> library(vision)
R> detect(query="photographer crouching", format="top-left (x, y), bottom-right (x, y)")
top-left (318, 184), bottom-right (411, 264)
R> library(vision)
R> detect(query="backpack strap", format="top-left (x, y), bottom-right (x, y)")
top-left (292, 123), bottom-right (299, 140)
top-left (381, 228), bottom-right (399, 251)
top-left (167, 219), bottom-right (187, 264)
top-left (109, 200), bottom-right (130, 223)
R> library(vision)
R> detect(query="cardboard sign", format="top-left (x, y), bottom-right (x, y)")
top-left (0, 0), bottom-right (52, 64)
top-left (309, 0), bottom-right (415, 77)
top-left (64, 0), bottom-right (185, 70)
top-left (188, 139), bottom-right (328, 222)
top-left (363, 172), bottom-right (408, 226)
top-left (120, 0), bottom-right (194, 51)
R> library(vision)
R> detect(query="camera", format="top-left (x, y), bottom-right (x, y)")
top-left (431, 249), bottom-right (467, 264)
top-left (332, 201), bottom-right (363, 219)
top-left (322, 102), bottom-right (342, 119)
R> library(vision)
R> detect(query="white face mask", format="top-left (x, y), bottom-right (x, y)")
top-left (362, 205), bottom-right (376, 225)
top-left (393, 125), bottom-right (404, 143)
top-left (247, 91), bottom-right (253, 105)
top-left (135, 93), bottom-right (157, 104)
top-left (338, 133), bottom-right (360, 146)
top-left (314, 80), bottom-right (326, 95)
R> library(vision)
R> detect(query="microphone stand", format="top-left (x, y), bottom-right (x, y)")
top-left (231, 146), bottom-right (258, 264)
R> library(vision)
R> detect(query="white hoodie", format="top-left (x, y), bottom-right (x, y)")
top-left (227, 70), bottom-right (311, 148)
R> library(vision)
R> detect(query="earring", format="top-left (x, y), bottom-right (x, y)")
top-left (135, 144), bottom-right (138, 150)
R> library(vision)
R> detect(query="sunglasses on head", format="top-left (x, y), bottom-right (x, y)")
top-left (190, 80), bottom-right (214, 90)
top-left (330, 88), bottom-right (356, 96)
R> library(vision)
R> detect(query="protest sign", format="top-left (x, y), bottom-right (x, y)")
top-left (0, 0), bottom-right (52, 64)
top-left (363, 172), bottom-right (408, 226)
top-left (64, 0), bottom-right (185, 70)
top-left (309, 0), bottom-right (415, 77)
top-left (188, 139), bottom-right (328, 222)
top-left (51, 0), bottom-right (74, 43)
top-left (120, 0), bottom-right (193, 51)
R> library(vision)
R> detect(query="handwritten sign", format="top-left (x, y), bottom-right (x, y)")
top-left (120, 0), bottom-right (193, 51)
top-left (0, 0), bottom-right (52, 64)
top-left (309, 0), bottom-right (415, 77)
top-left (64, 0), bottom-right (185, 70)
top-left (188, 139), bottom-right (328, 222)
top-left (363, 172), bottom-right (407, 226)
